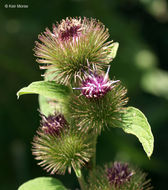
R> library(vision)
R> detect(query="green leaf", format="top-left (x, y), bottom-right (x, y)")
top-left (38, 95), bottom-right (56, 116)
top-left (109, 42), bottom-right (119, 59)
top-left (120, 106), bottom-right (154, 158)
top-left (17, 81), bottom-right (71, 103)
top-left (18, 177), bottom-right (67, 190)
top-left (38, 95), bottom-right (69, 116)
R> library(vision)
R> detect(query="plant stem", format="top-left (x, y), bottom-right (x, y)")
top-left (92, 134), bottom-right (98, 169)
top-left (77, 174), bottom-right (87, 190)
top-left (73, 167), bottom-right (87, 190)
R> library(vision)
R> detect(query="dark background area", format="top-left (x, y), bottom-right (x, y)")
top-left (0, 0), bottom-right (168, 189)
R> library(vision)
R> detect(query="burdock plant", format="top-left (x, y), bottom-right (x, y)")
top-left (17, 17), bottom-right (154, 190)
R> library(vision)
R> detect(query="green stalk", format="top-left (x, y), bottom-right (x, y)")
top-left (73, 134), bottom-right (98, 190)
top-left (73, 167), bottom-right (87, 190)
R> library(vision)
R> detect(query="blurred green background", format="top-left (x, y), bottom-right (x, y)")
top-left (1, 0), bottom-right (168, 189)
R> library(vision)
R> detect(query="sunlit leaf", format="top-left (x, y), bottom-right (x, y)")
top-left (38, 95), bottom-right (69, 116)
top-left (18, 177), bottom-right (67, 190)
top-left (109, 42), bottom-right (119, 59)
top-left (17, 81), bottom-right (71, 103)
top-left (119, 106), bottom-right (154, 158)
top-left (38, 95), bottom-right (56, 116)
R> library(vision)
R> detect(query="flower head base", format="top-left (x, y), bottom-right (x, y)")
top-left (107, 162), bottom-right (134, 187)
top-left (40, 113), bottom-right (68, 136)
top-left (73, 66), bottom-right (119, 99)
top-left (34, 17), bottom-right (118, 85)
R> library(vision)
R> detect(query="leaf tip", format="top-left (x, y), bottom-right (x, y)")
top-left (16, 91), bottom-right (20, 99)
top-left (147, 149), bottom-right (153, 159)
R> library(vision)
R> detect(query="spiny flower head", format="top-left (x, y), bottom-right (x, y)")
top-left (107, 162), bottom-right (134, 187)
top-left (88, 162), bottom-right (153, 190)
top-left (40, 113), bottom-right (68, 136)
top-left (73, 66), bottom-right (119, 99)
top-left (32, 114), bottom-right (92, 175)
top-left (70, 70), bottom-right (128, 133)
top-left (34, 17), bottom-right (118, 85)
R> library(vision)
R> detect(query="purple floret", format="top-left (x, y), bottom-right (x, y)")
top-left (81, 74), bottom-right (112, 98)
top-left (41, 114), bottom-right (67, 136)
top-left (107, 162), bottom-right (134, 187)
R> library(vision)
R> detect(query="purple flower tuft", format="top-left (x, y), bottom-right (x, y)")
top-left (107, 162), bottom-right (134, 187)
top-left (40, 113), bottom-right (68, 136)
top-left (73, 66), bottom-right (119, 99)
top-left (57, 18), bottom-right (82, 41)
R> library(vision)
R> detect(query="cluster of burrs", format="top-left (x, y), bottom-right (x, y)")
top-left (32, 17), bottom-right (152, 189)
